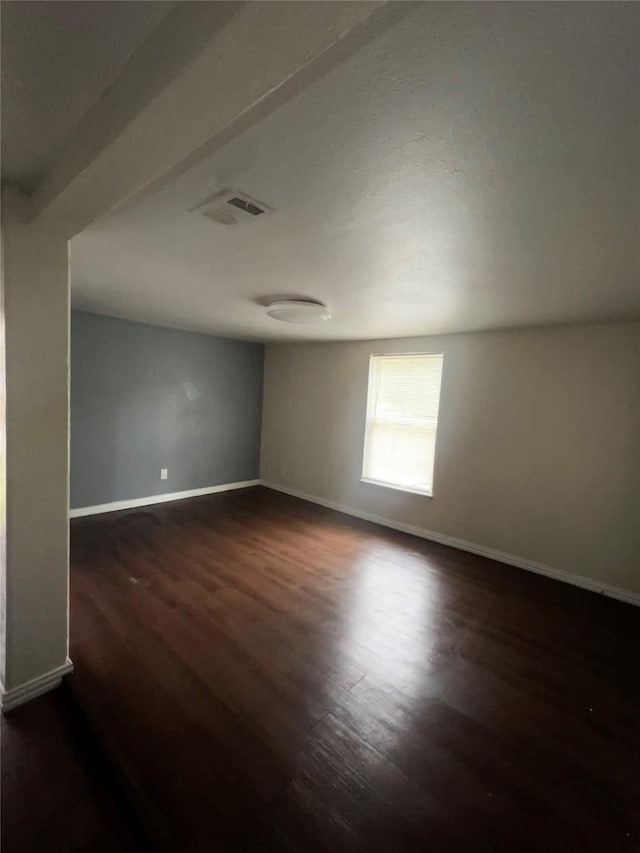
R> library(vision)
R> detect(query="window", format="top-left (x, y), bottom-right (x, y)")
top-left (362, 353), bottom-right (444, 496)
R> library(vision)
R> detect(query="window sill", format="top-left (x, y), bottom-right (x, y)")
top-left (360, 478), bottom-right (433, 499)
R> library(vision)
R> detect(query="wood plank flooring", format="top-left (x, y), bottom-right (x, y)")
top-left (69, 486), bottom-right (640, 852)
top-left (1, 684), bottom-right (148, 852)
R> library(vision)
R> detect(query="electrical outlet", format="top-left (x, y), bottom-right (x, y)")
top-left (160, 468), bottom-right (168, 480)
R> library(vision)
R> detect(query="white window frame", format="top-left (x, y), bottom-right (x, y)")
top-left (361, 352), bottom-right (443, 498)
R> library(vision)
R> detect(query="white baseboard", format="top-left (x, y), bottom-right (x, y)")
top-left (1, 659), bottom-right (74, 713)
top-left (69, 479), bottom-right (261, 518)
top-left (261, 481), bottom-right (640, 608)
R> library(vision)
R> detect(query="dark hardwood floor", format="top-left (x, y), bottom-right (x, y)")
top-left (68, 486), bottom-right (640, 852)
top-left (1, 683), bottom-right (148, 853)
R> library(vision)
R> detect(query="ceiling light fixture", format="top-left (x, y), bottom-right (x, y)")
top-left (266, 299), bottom-right (331, 325)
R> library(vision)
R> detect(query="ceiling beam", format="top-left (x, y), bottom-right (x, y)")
top-left (28, 1), bottom-right (415, 238)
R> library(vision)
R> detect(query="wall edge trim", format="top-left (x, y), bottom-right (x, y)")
top-left (69, 479), bottom-right (261, 518)
top-left (261, 481), bottom-right (640, 608)
top-left (1, 659), bottom-right (74, 713)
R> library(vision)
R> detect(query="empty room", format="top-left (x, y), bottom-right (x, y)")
top-left (1, 2), bottom-right (639, 851)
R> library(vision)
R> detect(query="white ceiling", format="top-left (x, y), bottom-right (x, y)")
top-left (1, 0), bottom-right (172, 188)
top-left (71, 2), bottom-right (640, 342)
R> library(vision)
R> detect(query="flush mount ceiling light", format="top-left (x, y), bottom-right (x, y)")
top-left (266, 299), bottom-right (331, 325)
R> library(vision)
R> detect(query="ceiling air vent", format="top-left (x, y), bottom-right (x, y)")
top-left (190, 189), bottom-right (273, 226)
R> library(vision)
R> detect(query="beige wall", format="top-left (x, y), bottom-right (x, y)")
top-left (1, 191), bottom-right (70, 691)
top-left (261, 324), bottom-right (640, 597)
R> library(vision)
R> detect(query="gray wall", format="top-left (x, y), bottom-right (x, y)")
top-left (261, 323), bottom-right (640, 598)
top-left (71, 310), bottom-right (264, 508)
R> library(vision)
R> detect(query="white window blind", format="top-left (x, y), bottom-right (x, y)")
top-left (362, 353), bottom-right (444, 496)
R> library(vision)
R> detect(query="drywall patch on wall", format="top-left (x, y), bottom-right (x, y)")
top-left (70, 310), bottom-right (264, 508)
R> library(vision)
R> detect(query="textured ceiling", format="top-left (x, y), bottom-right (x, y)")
top-left (1, 0), bottom-right (172, 188)
top-left (71, 2), bottom-right (640, 342)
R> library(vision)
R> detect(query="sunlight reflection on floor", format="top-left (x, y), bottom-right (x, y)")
top-left (336, 543), bottom-right (444, 696)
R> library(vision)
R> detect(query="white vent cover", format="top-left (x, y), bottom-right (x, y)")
top-left (190, 189), bottom-right (273, 226)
